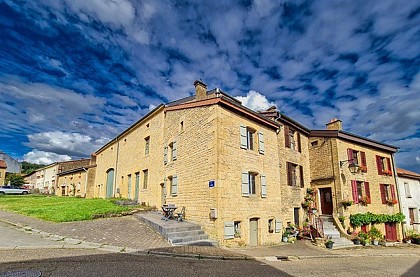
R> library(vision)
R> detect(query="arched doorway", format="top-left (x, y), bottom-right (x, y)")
top-left (106, 169), bottom-right (114, 198)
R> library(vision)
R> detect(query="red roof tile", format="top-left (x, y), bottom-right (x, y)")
top-left (397, 168), bottom-right (420, 180)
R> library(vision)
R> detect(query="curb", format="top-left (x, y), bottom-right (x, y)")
top-left (143, 250), bottom-right (253, 260)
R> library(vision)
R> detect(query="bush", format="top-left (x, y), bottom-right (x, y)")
top-left (349, 212), bottom-right (405, 227)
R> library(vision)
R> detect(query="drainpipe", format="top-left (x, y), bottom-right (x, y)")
top-left (329, 138), bottom-right (339, 216)
top-left (391, 151), bottom-right (404, 239)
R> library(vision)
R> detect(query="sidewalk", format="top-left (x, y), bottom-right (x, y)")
top-left (1, 210), bottom-right (419, 260)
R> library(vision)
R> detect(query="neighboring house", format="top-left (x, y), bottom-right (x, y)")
top-left (91, 80), bottom-right (312, 246)
top-left (309, 119), bottom-right (401, 241)
top-left (56, 165), bottom-right (96, 197)
top-left (34, 159), bottom-right (91, 194)
top-left (397, 168), bottom-right (420, 233)
top-left (0, 151), bottom-right (21, 173)
top-left (0, 160), bottom-right (6, 186)
top-left (23, 170), bottom-right (38, 189)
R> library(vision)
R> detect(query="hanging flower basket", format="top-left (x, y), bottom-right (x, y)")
top-left (341, 200), bottom-right (353, 209)
top-left (387, 199), bottom-right (398, 206)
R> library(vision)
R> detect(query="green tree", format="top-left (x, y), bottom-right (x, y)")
top-left (4, 173), bottom-right (25, 187)
top-left (21, 161), bottom-right (45, 174)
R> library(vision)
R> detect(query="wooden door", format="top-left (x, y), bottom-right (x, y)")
top-left (319, 188), bottom-right (333, 215)
top-left (249, 218), bottom-right (259, 246)
top-left (385, 223), bottom-right (397, 241)
top-left (106, 169), bottom-right (114, 198)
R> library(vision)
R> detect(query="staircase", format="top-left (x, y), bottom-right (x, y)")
top-left (319, 215), bottom-right (355, 249)
top-left (136, 212), bottom-right (218, 246)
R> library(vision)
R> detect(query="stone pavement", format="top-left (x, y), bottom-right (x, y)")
top-left (1, 210), bottom-right (419, 260)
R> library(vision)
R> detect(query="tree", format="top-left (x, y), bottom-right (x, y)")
top-left (4, 173), bottom-right (25, 187)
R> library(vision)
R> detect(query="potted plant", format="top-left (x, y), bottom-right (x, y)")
top-left (359, 165), bottom-right (367, 173)
top-left (282, 230), bottom-right (290, 242)
top-left (351, 231), bottom-right (361, 245)
top-left (306, 188), bottom-right (315, 195)
top-left (341, 200), bottom-right (353, 209)
top-left (325, 236), bottom-right (334, 249)
top-left (368, 227), bottom-right (382, 246)
top-left (359, 197), bottom-right (369, 206)
top-left (411, 232), bottom-right (420, 245)
top-left (339, 216), bottom-right (346, 229)
top-left (358, 231), bottom-right (370, 246)
top-left (386, 199), bottom-right (398, 206)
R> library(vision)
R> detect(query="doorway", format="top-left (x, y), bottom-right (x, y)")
top-left (294, 208), bottom-right (300, 226)
top-left (249, 218), bottom-right (259, 246)
top-left (319, 187), bottom-right (333, 215)
top-left (385, 222), bottom-right (397, 241)
top-left (106, 169), bottom-right (114, 198)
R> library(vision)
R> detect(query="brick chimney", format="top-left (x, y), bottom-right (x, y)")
top-left (193, 79), bottom-right (207, 100)
top-left (326, 118), bottom-right (342, 130)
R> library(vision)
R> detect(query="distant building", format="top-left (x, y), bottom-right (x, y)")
top-left (397, 168), bottom-right (420, 232)
top-left (0, 160), bottom-right (6, 186)
top-left (0, 151), bottom-right (21, 173)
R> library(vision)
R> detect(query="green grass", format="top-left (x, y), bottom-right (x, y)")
top-left (0, 195), bottom-right (140, 222)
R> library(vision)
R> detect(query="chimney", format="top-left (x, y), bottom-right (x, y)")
top-left (326, 118), bottom-right (342, 130)
top-left (193, 79), bottom-right (207, 100)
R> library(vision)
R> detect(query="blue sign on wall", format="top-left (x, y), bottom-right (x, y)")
top-left (209, 180), bottom-right (215, 188)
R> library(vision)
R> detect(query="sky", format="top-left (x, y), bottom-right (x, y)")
top-left (0, 0), bottom-right (419, 172)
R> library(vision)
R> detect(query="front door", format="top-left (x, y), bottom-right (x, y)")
top-left (385, 222), bottom-right (397, 241)
top-left (319, 187), bottom-right (333, 215)
top-left (134, 172), bottom-right (140, 202)
top-left (249, 218), bottom-right (259, 246)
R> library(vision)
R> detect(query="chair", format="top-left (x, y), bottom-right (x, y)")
top-left (176, 206), bottom-right (186, 222)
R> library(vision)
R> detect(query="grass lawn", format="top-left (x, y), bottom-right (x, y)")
top-left (0, 195), bottom-right (141, 222)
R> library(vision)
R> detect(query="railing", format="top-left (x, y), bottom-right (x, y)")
top-left (309, 214), bottom-right (324, 238)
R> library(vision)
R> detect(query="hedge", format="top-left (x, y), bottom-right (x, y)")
top-left (349, 212), bottom-right (405, 227)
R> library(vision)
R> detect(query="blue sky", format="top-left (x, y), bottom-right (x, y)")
top-left (0, 0), bottom-right (419, 172)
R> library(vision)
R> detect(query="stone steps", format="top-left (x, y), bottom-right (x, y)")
top-left (320, 215), bottom-right (354, 249)
top-left (136, 212), bottom-right (218, 246)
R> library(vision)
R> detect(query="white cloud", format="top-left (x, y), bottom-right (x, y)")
top-left (23, 150), bottom-right (71, 165)
top-left (26, 131), bottom-right (109, 157)
top-left (236, 90), bottom-right (276, 112)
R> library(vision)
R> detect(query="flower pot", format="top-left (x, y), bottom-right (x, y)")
top-left (353, 239), bottom-right (361, 245)
top-left (412, 237), bottom-right (420, 245)
top-left (325, 241), bottom-right (334, 249)
top-left (282, 237), bottom-right (289, 243)
top-left (372, 240), bottom-right (379, 246)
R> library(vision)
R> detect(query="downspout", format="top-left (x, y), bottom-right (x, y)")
top-left (391, 151), bottom-right (404, 239)
top-left (330, 138), bottom-right (339, 216)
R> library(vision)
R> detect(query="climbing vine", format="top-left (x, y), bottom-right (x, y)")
top-left (349, 212), bottom-right (405, 227)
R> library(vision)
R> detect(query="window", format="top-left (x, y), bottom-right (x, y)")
top-left (143, 169), bottom-right (148, 189)
top-left (240, 125), bottom-right (264, 154)
top-left (287, 162), bottom-right (304, 188)
top-left (284, 125), bottom-right (301, 152)
top-left (169, 141), bottom-right (177, 161)
top-left (180, 121), bottom-right (184, 132)
top-left (168, 175), bottom-right (178, 195)
top-left (404, 182), bottom-right (411, 198)
top-left (77, 182), bottom-right (81, 192)
top-left (376, 155), bottom-right (392, 175)
top-left (380, 184), bottom-right (397, 204)
top-left (127, 174), bottom-right (132, 199)
top-left (234, 221), bottom-right (241, 237)
top-left (241, 172), bottom-right (266, 197)
top-left (268, 219), bottom-right (274, 233)
top-left (347, 149), bottom-right (367, 171)
top-left (311, 140), bottom-right (318, 147)
top-left (351, 180), bottom-right (371, 204)
top-left (409, 208), bottom-right (416, 225)
top-left (145, 137), bottom-right (150, 155)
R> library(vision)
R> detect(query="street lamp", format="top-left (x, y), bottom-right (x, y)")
top-left (339, 160), bottom-right (360, 174)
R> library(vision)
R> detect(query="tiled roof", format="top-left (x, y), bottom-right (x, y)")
top-left (397, 168), bottom-right (420, 180)
top-left (0, 160), bottom-right (7, 168)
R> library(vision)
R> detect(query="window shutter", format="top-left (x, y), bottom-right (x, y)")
top-left (299, 166), bottom-right (304, 188)
top-left (241, 172), bottom-right (249, 196)
top-left (260, 174), bottom-right (267, 198)
top-left (224, 221), bottom-right (234, 239)
top-left (347, 148), bottom-right (354, 163)
top-left (163, 178), bottom-right (167, 196)
top-left (386, 157), bottom-right (392, 175)
top-left (172, 140), bottom-right (177, 161)
top-left (376, 155), bottom-right (383, 175)
top-left (297, 132), bottom-right (301, 153)
top-left (364, 182), bottom-right (371, 204)
top-left (287, 162), bottom-right (292, 186)
top-left (258, 132), bottom-right (265, 154)
top-left (391, 185), bottom-right (397, 202)
top-left (361, 152), bottom-right (367, 167)
top-left (164, 146), bottom-right (168, 164)
top-left (275, 219), bottom-right (282, 233)
top-left (171, 175), bottom-right (178, 195)
top-left (351, 180), bottom-right (359, 204)
top-left (284, 125), bottom-right (290, 148)
top-left (380, 184), bottom-right (387, 204)
top-left (240, 125), bottom-right (247, 149)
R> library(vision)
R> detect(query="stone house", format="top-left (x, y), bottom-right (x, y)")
top-left (397, 168), bottom-right (420, 233)
top-left (309, 119), bottom-right (402, 241)
top-left (56, 165), bottom-right (96, 197)
top-left (91, 80), bottom-right (312, 246)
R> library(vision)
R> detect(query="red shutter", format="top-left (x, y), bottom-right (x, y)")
top-left (376, 155), bottom-right (383, 175)
top-left (351, 180), bottom-right (359, 204)
top-left (300, 165), bottom-right (304, 188)
top-left (287, 162), bottom-right (292, 186)
top-left (347, 148), bottom-right (354, 163)
top-left (284, 125), bottom-right (290, 148)
top-left (380, 184), bottom-right (387, 204)
top-left (297, 132), bottom-right (302, 153)
top-left (386, 157), bottom-right (392, 176)
top-left (391, 185), bottom-right (397, 203)
top-left (361, 152), bottom-right (367, 166)
top-left (364, 182), bottom-right (371, 204)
